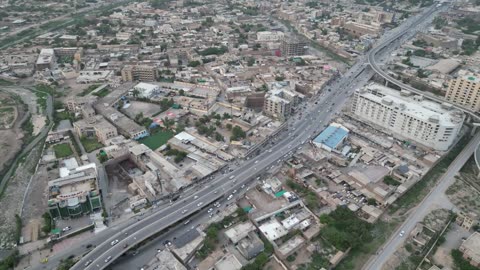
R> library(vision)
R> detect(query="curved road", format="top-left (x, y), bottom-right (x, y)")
top-left (367, 5), bottom-right (480, 121)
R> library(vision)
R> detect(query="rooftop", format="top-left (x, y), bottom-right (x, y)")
top-left (360, 83), bottom-right (464, 126)
top-left (313, 123), bottom-right (349, 149)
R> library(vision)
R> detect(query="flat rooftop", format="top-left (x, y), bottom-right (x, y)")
top-left (360, 83), bottom-right (464, 126)
top-left (313, 123), bottom-right (349, 149)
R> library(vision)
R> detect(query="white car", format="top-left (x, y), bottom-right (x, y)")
top-left (227, 195), bottom-right (233, 200)
top-left (399, 230), bottom-right (405, 237)
top-left (197, 202), bottom-right (203, 207)
top-left (207, 208), bottom-right (213, 213)
top-left (229, 175), bottom-right (235, 180)
top-left (105, 256), bottom-right (112, 263)
top-left (232, 190), bottom-right (237, 194)
top-left (181, 209), bottom-right (188, 214)
top-left (110, 240), bottom-right (119, 246)
top-left (255, 160), bottom-right (259, 164)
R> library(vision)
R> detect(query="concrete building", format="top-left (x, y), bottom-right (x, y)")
top-left (214, 253), bottom-right (243, 270)
top-left (281, 39), bottom-right (307, 56)
top-left (313, 123), bottom-right (349, 152)
top-left (121, 65), bottom-right (158, 82)
top-left (417, 33), bottom-right (458, 50)
top-left (96, 105), bottom-right (149, 140)
top-left (456, 212), bottom-right (478, 231)
top-left (257, 31), bottom-right (285, 42)
top-left (263, 85), bottom-right (304, 120)
top-left (48, 163), bottom-right (102, 219)
top-left (237, 232), bottom-right (264, 260)
top-left (445, 71), bottom-right (480, 113)
top-left (263, 93), bottom-right (291, 120)
top-left (344, 22), bottom-right (381, 38)
top-left (66, 95), bottom-right (97, 113)
top-left (36, 48), bottom-right (55, 71)
top-left (459, 232), bottom-right (480, 267)
top-left (144, 249), bottom-right (187, 270)
top-left (73, 115), bottom-right (118, 145)
top-left (357, 9), bottom-right (394, 24)
top-left (351, 83), bottom-right (464, 151)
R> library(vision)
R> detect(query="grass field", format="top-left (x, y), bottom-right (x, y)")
top-left (92, 88), bottom-right (110, 97)
top-left (80, 137), bottom-right (103, 153)
top-left (53, 143), bottom-right (73, 158)
top-left (139, 130), bottom-right (174, 150)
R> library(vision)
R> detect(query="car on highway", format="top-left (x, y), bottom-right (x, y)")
top-left (194, 195), bottom-right (198, 199)
top-left (399, 230), bottom-right (405, 237)
top-left (110, 239), bottom-right (119, 246)
top-left (84, 260), bottom-right (93, 266)
top-left (232, 190), bottom-right (237, 194)
top-left (197, 202), bottom-right (203, 207)
top-left (229, 175), bottom-right (235, 180)
top-left (184, 220), bottom-right (190, 225)
top-left (241, 184), bottom-right (245, 189)
top-left (62, 226), bottom-right (71, 232)
top-left (227, 195), bottom-right (233, 200)
top-left (181, 209), bottom-right (188, 214)
top-left (105, 256), bottom-right (112, 263)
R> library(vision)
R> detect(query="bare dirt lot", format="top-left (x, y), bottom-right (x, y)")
top-left (0, 93), bottom-right (27, 173)
top-left (0, 142), bottom-right (43, 249)
top-left (122, 101), bottom-right (162, 118)
top-left (105, 163), bottom-right (133, 221)
top-left (446, 159), bottom-right (480, 216)
top-left (0, 129), bottom-right (23, 173)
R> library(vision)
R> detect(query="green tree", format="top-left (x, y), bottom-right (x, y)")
top-left (230, 125), bottom-right (246, 140)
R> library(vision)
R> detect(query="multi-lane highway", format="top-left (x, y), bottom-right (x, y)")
top-left (32, 3), bottom-right (467, 270)
top-left (74, 63), bottom-right (367, 269)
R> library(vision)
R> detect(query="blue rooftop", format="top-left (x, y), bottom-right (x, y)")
top-left (313, 125), bottom-right (349, 149)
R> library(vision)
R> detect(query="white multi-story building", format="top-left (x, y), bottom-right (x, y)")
top-left (351, 83), bottom-right (464, 151)
top-left (256, 31), bottom-right (285, 42)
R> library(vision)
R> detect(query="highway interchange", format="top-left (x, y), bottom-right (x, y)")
top-left (30, 2), bottom-right (480, 270)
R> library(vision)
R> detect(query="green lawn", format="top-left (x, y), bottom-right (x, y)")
top-left (53, 143), bottom-right (73, 158)
top-left (80, 137), bottom-right (103, 153)
top-left (77, 84), bottom-right (100, 97)
top-left (92, 88), bottom-right (110, 97)
top-left (139, 130), bottom-right (174, 150)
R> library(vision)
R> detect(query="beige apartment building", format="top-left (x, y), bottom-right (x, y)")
top-left (121, 65), bottom-right (158, 82)
top-left (445, 71), bottom-right (480, 112)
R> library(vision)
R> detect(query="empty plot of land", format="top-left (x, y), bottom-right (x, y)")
top-left (123, 101), bottom-right (162, 118)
